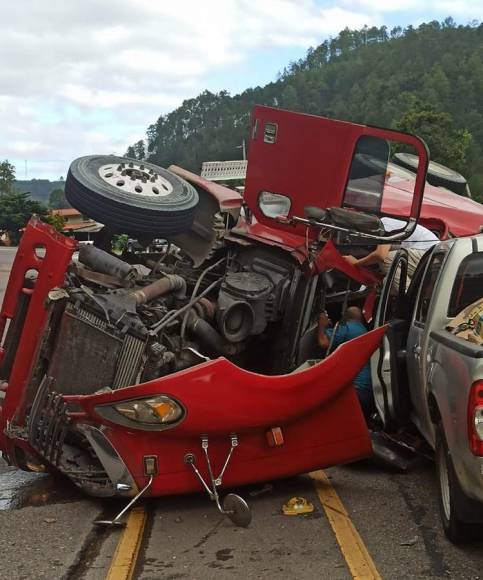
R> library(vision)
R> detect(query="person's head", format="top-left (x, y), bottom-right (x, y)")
top-left (344, 306), bottom-right (363, 322)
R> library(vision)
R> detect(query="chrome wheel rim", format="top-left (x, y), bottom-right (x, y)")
top-left (98, 162), bottom-right (173, 197)
top-left (438, 442), bottom-right (451, 521)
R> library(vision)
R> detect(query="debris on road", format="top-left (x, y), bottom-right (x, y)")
top-left (400, 536), bottom-right (419, 546)
top-left (249, 483), bottom-right (274, 497)
top-left (282, 497), bottom-right (315, 516)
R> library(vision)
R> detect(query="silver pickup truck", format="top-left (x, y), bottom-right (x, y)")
top-left (372, 235), bottom-right (483, 543)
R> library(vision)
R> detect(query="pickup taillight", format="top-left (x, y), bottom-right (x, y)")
top-left (468, 380), bottom-right (483, 456)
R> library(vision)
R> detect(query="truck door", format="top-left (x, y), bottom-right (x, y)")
top-left (371, 250), bottom-right (409, 428)
top-left (244, 105), bottom-right (429, 242)
top-left (406, 249), bottom-right (447, 440)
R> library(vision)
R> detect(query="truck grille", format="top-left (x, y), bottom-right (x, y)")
top-left (47, 303), bottom-right (146, 394)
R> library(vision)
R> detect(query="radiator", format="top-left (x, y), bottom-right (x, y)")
top-left (47, 302), bottom-right (146, 394)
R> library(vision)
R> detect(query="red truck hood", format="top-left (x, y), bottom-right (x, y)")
top-left (381, 172), bottom-right (483, 237)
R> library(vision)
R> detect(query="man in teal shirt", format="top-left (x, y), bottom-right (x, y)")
top-left (318, 306), bottom-right (374, 417)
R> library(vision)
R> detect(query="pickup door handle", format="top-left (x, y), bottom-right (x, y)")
top-left (413, 345), bottom-right (422, 355)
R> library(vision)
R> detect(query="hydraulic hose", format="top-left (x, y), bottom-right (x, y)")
top-left (79, 245), bottom-right (136, 281)
top-left (131, 275), bottom-right (186, 305)
top-left (151, 278), bottom-right (222, 334)
top-left (179, 257), bottom-right (226, 345)
top-left (187, 317), bottom-right (225, 356)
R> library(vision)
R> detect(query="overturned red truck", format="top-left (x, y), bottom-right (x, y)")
top-left (1, 106), bottom-right (483, 526)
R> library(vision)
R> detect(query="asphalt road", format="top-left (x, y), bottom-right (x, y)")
top-left (1, 246), bottom-right (483, 579)
top-left (0, 246), bottom-right (16, 304)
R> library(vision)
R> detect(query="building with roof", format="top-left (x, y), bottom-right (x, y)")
top-left (50, 208), bottom-right (102, 241)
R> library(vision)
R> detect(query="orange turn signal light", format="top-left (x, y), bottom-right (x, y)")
top-left (266, 427), bottom-right (284, 447)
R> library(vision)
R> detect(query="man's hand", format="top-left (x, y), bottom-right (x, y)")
top-left (343, 255), bottom-right (359, 266)
top-left (318, 312), bottom-right (331, 349)
top-left (318, 311), bottom-right (330, 327)
top-left (344, 245), bottom-right (389, 268)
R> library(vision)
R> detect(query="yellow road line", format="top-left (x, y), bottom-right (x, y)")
top-left (106, 506), bottom-right (147, 580)
top-left (310, 470), bottom-right (382, 580)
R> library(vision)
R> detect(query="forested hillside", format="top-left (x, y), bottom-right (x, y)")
top-left (15, 178), bottom-right (65, 204)
top-left (130, 19), bottom-right (483, 200)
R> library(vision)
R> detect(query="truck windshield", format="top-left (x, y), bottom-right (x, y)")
top-left (343, 136), bottom-right (388, 213)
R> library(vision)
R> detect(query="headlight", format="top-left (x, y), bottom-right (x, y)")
top-left (95, 395), bottom-right (185, 430)
top-left (115, 396), bottom-right (182, 424)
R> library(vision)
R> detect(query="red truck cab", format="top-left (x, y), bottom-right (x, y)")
top-left (0, 105), bottom-right (475, 527)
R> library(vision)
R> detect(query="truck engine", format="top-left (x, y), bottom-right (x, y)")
top-left (42, 242), bottom-right (296, 398)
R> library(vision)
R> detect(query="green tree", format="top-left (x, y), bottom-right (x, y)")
top-left (49, 187), bottom-right (70, 209)
top-left (0, 160), bottom-right (16, 194)
top-left (0, 192), bottom-right (48, 245)
top-left (394, 105), bottom-right (472, 172)
top-left (280, 85), bottom-right (299, 110)
top-left (45, 213), bottom-right (66, 232)
top-left (134, 140), bottom-right (146, 160)
top-left (126, 145), bottom-right (137, 158)
top-left (127, 20), bottom-right (483, 193)
top-left (112, 233), bottom-right (129, 253)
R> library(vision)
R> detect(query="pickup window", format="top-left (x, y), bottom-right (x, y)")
top-left (415, 251), bottom-right (446, 324)
top-left (448, 251), bottom-right (483, 317)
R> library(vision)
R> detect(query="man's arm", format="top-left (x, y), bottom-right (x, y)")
top-left (344, 244), bottom-right (390, 268)
top-left (318, 312), bottom-right (330, 349)
top-left (318, 314), bottom-right (349, 350)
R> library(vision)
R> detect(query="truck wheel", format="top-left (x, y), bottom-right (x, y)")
top-left (65, 155), bottom-right (199, 236)
top-left (393, 153), bottom-right (469, 197)
top-left (435, 424), bottom-right (475, 543)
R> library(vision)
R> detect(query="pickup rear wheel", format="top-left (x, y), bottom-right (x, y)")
top-left (435, 423), bottom-right (475, 543)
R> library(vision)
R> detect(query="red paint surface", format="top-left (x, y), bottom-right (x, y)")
top-left (67, 327), bottom-right (384, 495)
top-left (0, 218), bottom-right (76, 446)
top-left (231, 218), bottom-right (308, 263)
top-left (244, 105), bottom-right (428, 239)
top-left (168, 164), bottom-right (243, 212)
top-left (312, 240), bottom-right (380, 284)
top-left (381, 178), bottom-right (483, 237)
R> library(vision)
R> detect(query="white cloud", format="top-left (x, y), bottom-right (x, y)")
top-left (1, 0), bottom-right (379, 179)
top-left (0, 0), bottom-right (480, 180)
top-left (345, 0), bottom-right (483, 18)
top-left (3, 0), bottom-right (354, 102)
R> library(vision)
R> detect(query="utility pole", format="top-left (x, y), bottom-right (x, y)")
top-left (236, 140), bottom-right (247, 160)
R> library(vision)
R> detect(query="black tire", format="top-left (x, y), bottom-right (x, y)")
top-left (65, 155), bottom-right (199, 236)
top-left (435, 423), bottom-right (475, 543)
top-left (393, 152), bottom-right (469, 197)
top-left (351, 152), bottom-right (388, 180)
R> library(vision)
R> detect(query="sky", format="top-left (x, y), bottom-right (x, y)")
top-left (1, 0), bottom-right (482, 181)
